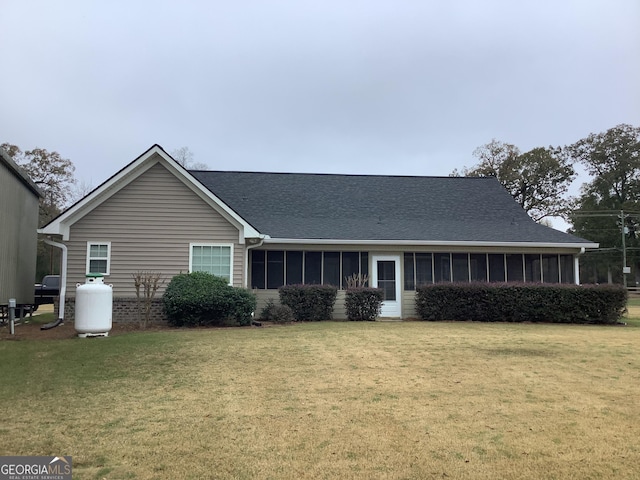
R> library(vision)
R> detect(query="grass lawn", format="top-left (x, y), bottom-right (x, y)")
top-left (1, 320), bottom-right (639, 480)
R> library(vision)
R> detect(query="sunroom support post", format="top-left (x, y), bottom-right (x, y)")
top-left (575, 248), bottom-right (585, 285)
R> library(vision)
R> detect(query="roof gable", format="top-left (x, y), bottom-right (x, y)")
top-left (40, 145), bottom-right (260, 241)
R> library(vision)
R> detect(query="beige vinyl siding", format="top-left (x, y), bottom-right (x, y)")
top-left (252, 290), bottom-right (276, 317)
top-left (65, 162), bottom-right (243, 297)
top-left (401, 291), bottom-right (418, 319)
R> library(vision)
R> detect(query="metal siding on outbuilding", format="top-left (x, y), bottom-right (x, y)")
top-left (0, 153), bottom-right (40, 305)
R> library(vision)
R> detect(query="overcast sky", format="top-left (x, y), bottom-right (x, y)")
top-left (2, 1), bottom-right (639, 228)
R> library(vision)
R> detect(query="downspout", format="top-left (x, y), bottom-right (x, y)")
top-left (575, 247), bottom-right (585, 285)
top-left (244, 236), bottom-right (265, 288)
top-left (42, 239), bottom-right (67, 328)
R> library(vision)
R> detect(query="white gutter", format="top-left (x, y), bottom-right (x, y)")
top-left (43, 239), bottom-right (67, 322)
top-left (263, 238), bottom-right (600, 249)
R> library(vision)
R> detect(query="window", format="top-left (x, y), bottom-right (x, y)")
top-left (190, 244), bottom-right (233, 284)
top-left (286, 251), bottom-right (303, 285)
top-left (360, 252), bottom-right (369, 282)
top-left (249, 250), bottom-right (369, 289)
top-left (377, 260), bottom-right (396, 300)
top-left (305, 251), bottom-right (322, 284)
top-left (434, 253), bottom-right (451, 283)
top-left (87, 242), bottom-right (111, 275)
top-left (452, 253), bottom-right (469, 282)
top-left (343, 252), bottom-right (361, 288)
top-left (488, 254), bottom-right (505, 282)
top-left (415, 253), bottom-right (433, 287)
top-left (524, 254), bottom-right (541, 283)
top-left (323, 252), bottom-right (340, 286)
top-left (404, 253), bottom-right (415, 290)
top-left (403, 253), bottom-right (435, 290)
top-left (397, 251), bottom-right (571, 287)
top-left (542, 254), bottom-right (560, 283)
top-left (251, 250), bottom-right (265, 289)
top-left (506, 254), bottom-right (524, 282)
top-left (267, 251), bottom-right (284, 289)
top-left (560, 255), bottom-right (574, 284)
top-left (470, 254), bottom-right (487, 282)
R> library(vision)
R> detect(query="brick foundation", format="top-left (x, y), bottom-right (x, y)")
top-left (56, 297), bottom-right (168, 325)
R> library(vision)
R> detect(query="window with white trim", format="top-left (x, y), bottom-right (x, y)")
top-left (190, 244), bottom-right (233, 284)
top-left (87, 242), bottom-right (111, 275)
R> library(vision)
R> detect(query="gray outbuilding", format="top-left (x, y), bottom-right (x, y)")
top-left (0, 147), bottom-right (41, 306)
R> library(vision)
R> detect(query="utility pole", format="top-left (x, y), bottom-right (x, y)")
top-left (573, 209), bottom-right (639, 286)
top-left (621, 210), bottom-right (628, 287)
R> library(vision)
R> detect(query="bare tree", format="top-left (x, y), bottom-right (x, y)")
top-left (170, 146), bottom-right (208, 170)
top-left (453, 140), bottom-right (575, 222)
top-left (132, 271), bottom-right (165, 329)
top-left (70, 179), bottom-right (94, 203)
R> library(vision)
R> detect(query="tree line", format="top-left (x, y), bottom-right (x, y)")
top-left (451, 124), bottom-right (640, 283)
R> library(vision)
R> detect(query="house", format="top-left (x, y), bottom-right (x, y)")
top-left (0, 148), bottom-right (41, 308)
top-left (40, 145), bottom-right (598, 321)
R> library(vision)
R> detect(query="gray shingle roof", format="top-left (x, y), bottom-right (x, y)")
top-left (190, 171), bottom-right (592, 245)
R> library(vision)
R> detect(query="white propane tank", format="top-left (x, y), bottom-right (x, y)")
top-left (75, 273), bottom-right (113, 337)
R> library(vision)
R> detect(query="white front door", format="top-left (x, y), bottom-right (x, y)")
top-left (371, 255), bottom-right (402, 317)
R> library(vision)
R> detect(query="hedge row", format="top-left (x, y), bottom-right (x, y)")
top-left (415, 283), bottom-right (627, 324)
top-left (163, 272), bottom-right (256, 327)
top-left (279, 285), bottom-right (337, 321)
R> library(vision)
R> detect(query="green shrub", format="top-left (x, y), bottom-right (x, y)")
top-left (260, 299), bottom-right (277, 320)
top-left (225, 287), bottom-right (258, 326)
top-left (162, 272), bottom-right (256, 327)
top-left (278, 284), bottom-right (337, 321)
top-left (260, 299), bottom-right (296, 323)
top-left (415, 283), bottom-right (626, 324)
top-left (345, 288), bottom-right (383, 321)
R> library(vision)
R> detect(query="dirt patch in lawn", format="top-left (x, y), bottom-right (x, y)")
top-left (0, 305), bottom-right (282, 341)
top-left (0, 304), bottom-right (167, 340)
top-left (0, 318), bottom-right (174, 340)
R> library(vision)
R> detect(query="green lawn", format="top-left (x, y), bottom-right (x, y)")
top-left (627, 296), bottom-right (640, 308)
top-left (1, 321), bottom-right (639, 479)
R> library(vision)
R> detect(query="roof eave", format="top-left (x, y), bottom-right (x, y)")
top-left (262, 238), bottom-right (599, 249)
